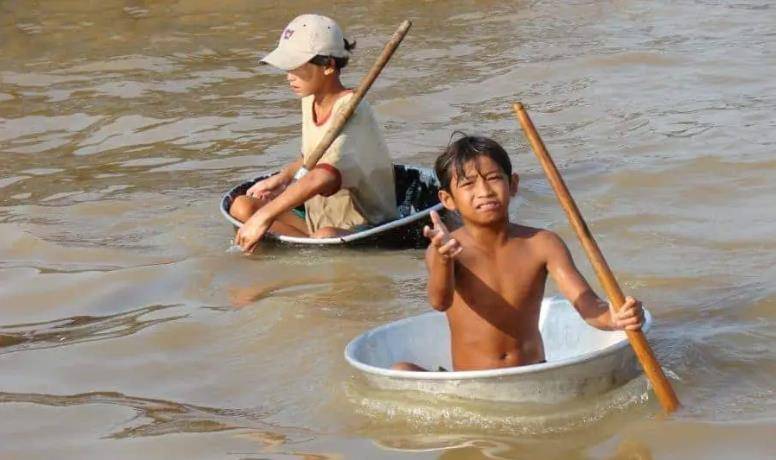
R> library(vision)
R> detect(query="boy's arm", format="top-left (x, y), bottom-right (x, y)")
top-left (424, 211), bottom-right (462, 311)
top-left (425, 245), bottom-right (455, 311)
top-left (235, 167), bottom-right (339, 253)
top-left (246, 156), bottom-right (304, 199)
top-left (542, 231), bottom-right (643, 331)
top-left (277, 156), bottom-right (304, 183)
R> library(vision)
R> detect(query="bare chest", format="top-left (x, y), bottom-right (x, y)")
top-left (454, 246), bottom-right (546, 301)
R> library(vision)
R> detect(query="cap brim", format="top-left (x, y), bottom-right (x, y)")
top-left (260, 47), bottom-right (315, 71)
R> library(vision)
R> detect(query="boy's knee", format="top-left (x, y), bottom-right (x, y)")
top-left (229, 195), bottom-right (256, 222)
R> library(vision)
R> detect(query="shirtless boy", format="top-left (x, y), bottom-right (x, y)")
top-left (393, 135), bottom-right (644, 371)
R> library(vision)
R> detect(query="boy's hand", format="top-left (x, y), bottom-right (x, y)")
top-left (423, 210), bottom-right (462, 259)
top-left (610, 296), bottom-right (645, 331)
top-left (235, 212), bottom-right (272, 254)
top-left (246, 175), bottom-right (286, 200)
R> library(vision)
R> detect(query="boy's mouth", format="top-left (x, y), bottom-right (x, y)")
top-left (475, 201), bottom-right (501, 211)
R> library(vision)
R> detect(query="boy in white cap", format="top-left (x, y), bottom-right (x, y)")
top-left (232, 14), bottom-right (398, 253)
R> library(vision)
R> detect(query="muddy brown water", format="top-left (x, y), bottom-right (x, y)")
top-left (1, 1), bottom-right (775, 458)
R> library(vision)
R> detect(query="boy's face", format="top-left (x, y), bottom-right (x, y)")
top-left (286, 62), bottom-right (334, 97)
top-left (439, 156), bottom-right (518, 226)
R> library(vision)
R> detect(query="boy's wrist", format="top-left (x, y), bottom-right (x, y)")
top-left (591, 297), bottom-right (615, 329)
top-left (278, 169), bottom-right (293, 184)
top-left (250, 207), bottom-right (271, 225)
top-left (603, 299), bottom-right (619, 329)
top-left (280, 160), bottom-right (302, 183)
top-left (253, 199), bottom-right (282, 225)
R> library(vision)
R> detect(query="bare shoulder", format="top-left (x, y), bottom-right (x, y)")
top-left (510, 225), bottom-right (568, 253)
top-left (508, 224), bottom-right (552, 240)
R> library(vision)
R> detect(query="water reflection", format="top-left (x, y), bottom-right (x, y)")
top-left (225, 252), bottom-right (407, 322)
top-left (0, 304), bottom-right (185, 355)
top-left (373, 430), bottom-right (654, 460)
top-left (348, 376), bottom-right (653, 436)
top-left (607, 439), bottom-right (653, 460)
top-left (0, 390), bottom-right (295, 442)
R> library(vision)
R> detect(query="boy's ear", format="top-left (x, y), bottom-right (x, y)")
top-left (323, 58), bottom-right (336, 75)
top-left (438, 189), bottom-right (457, 212)
top-left (509, 173), bottom-right (519, 196)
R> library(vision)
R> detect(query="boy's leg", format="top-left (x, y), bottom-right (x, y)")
top-left (229, 195), bottom-right (309, 237)
top-left (267, 218), bottom-right (308, 237)
top-left (229, 195), bottom-right (267, 221)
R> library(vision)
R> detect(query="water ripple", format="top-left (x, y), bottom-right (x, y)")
top-left (0, 390), bottom-right (298, 442)
top-left (0, 304), bottom-right (186, 355)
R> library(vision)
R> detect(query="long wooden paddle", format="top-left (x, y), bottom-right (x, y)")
top-left (512, 102), bottom-right (680, 414)
top-left (293, 19), bottom-right (412, 180)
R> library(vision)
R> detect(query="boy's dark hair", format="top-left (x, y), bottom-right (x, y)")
top-left (435, 133), bottom-right (513, 191)
top-left (309, 38), bottom-right (356, 69)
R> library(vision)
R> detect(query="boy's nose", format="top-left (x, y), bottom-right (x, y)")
top-left (475, 179), bottom-right (495, 196)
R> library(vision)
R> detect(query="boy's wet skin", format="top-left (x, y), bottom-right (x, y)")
top-left (448, 225), bottom-right (549, 369)
top-left (432, 159), bottom-right (560, 370)
top-left (393, 137), bottom-right (644, 372)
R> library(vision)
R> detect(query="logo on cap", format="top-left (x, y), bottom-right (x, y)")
top-left (283, 28), bottom-right (294, 40)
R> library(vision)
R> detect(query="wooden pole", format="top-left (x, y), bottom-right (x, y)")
top-left (512, 102), bottom-right (680, 413)
top-left (295, 20), bottom-right (412, 178)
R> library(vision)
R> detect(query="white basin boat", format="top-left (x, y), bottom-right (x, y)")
top-left (344, 297), bottom-right (652, 404)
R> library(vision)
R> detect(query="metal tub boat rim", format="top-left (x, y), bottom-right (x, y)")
top-left (344, 297), bottom-right (652, 381)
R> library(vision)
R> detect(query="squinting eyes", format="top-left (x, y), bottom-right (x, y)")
top-left (459, 174), bottom-right (504, 184)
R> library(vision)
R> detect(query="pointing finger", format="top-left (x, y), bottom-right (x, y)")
top-left (430, 210), bottom-right (449, 233)
top-left (430, 210), bottom-right (442, 229)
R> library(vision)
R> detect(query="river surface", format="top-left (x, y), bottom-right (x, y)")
top-left (1, 1), bottom-right (775, 458)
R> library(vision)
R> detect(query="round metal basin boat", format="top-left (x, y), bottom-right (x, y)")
top-left (220, 164), bottom-right (443, 248)
top-left (344, 297), bottom-right (652, 404)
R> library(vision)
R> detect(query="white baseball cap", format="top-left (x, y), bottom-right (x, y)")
top-left (261, 14), bottom-right (349, 71)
